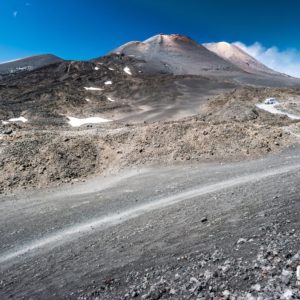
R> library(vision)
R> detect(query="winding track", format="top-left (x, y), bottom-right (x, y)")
top-left (0, 146), bottom-right (300, 298)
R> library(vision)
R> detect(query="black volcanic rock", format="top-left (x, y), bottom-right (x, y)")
top-left (0, 54), bottom-right (63, 75)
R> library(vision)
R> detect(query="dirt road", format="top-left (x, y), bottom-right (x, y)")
top-left (0, 146), bottom-right (300, 299)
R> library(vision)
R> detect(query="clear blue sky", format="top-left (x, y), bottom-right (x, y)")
top-left (1, 0), bottom-right (300, 62)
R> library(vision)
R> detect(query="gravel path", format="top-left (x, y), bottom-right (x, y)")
top-left (0, 146), bottom-right (300, 299)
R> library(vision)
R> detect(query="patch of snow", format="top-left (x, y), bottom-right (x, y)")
top-left (2, 121), bottom-right (9, 125)
top-left (104, 81), bottom-right (112, 85)
top-left (5, 66), bottom-right (33, 74)
top-left (256, 100), bottom-right (300, 120)
top-left (85, 98), bottom-right (91, 102)
top-left (8, 116), bottom-right (28, 123)
top-left (16, 66), bottom-right (33, 71)
top-left (109, 67), bottom-right (115, 71)
top-left (67, 116), bottom-right (111, 127)
top-left (107, 96), bottom-right (115, 102)
top-left (124, 66), bottom-right (132, 75)
top-left (95, 67), bottom-right (100, 71)
top-left (84, 87), bottom-right (103, 91)
top-left (0, 57), bottom-right (23, 64)
top-left (297, 265), bottom-right (300, 281)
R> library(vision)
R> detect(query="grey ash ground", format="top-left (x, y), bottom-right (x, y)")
top-left (0, 148), bottom-right (300, 299)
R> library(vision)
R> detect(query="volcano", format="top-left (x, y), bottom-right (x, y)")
top-left (109, 34), bottom-right (300, 87)
top-left (110, 34), bottom-right (240, 76)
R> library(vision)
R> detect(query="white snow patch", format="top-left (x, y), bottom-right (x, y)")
top-left (8, 117), bottom-right (28, 123)
top-left (2, 121), bottom-right (9, 125)
top-left (104, 81), bottom-right (112, 85)
top-left (297, 265), bottom-right (300, 281)
top-left (84, 87), bottom-right (103, 91)
top-left (107, 96), bottom-right (115, 102)
top-left (256, 100), bottom-right (300, 120)
top-left (95, 67), bottom-right (100, 71)
top-left (109, 67), bottom-right (115, 71)
top-left (67, 116), bottom-right (111, 127)
top-left (85, 98), bottom-right (91, 102)
top-left (0, 57), bottom-right (23, 64)
top-left (124, 66), bottom-right (132, 75)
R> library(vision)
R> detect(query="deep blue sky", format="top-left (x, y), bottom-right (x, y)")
top-left (1, 0), bottom-right (300, 62)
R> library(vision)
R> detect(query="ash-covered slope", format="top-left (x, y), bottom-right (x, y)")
top-left (109, 34), bottom-right (300, 87)
top-left (0, 54), bottom-right (63, 75)
top-left (109, 34), bottom-right (241, 76)
top-left (203, 42), bottom-right (282, 76)
top-left (0, 54), bottom-right (235, 126)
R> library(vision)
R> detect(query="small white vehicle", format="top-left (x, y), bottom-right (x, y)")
top-left (264, 98), bottom-right (277, 105)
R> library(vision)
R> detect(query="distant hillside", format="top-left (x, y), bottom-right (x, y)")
top-left (203, 42), bottom-right (283, 76)
top-left (0, 54), bottom-right (63, 75)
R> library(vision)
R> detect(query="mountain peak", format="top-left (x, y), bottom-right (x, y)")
top-left (144, 34), bottom-right (198, 45)
top-left (110, 34), bottom-right (238, 76)
top-left (204, 42), bottom-right (279, 75)
top-left (204, 42), bottom-right (247, 60)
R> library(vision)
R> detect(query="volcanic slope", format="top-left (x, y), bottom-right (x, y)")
top-left (110, 34), bottom-right (240, 76)
top-left (110, 34), bottom-right (300, 87)
top-left (0, 54), bottom-right (63, 75)
top-left (204, 41), bottom-right (282, 76)
top-left (0, 54), bottom-right (236, 126)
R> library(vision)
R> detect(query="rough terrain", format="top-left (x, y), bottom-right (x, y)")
top-left (1, 83), bottom-right (300, 193)
top-left (0, 146), bottom-right (300, 299)
top-left (1, 34), bottom-right (300, 299)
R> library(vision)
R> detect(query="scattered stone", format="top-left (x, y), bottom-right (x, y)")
top-left (281, 288), bottom-right (294, 300)
top-left (3, 128), bottom-right (13, 135)
top-left (281, 269), bottom-right (293, 284)
top-left (169, 288), bottom-right (176, 295)
top-left (201, 216), bottom-right (208, 223)
top-left (222, 290), bottom-right (231, 299)
top-left (251, 283), bottom-right (261, 291)
top-left (237, 238), bottom-right (247, 245)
